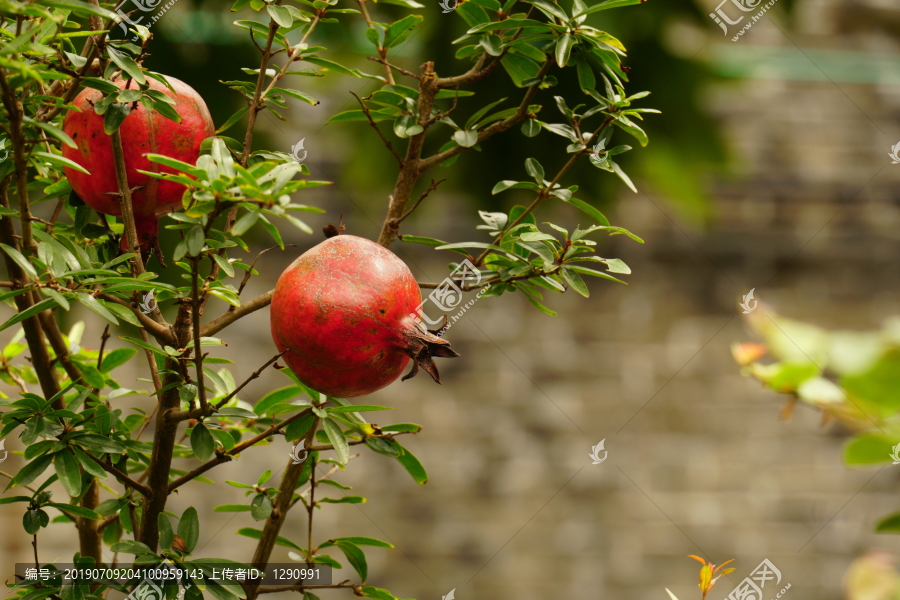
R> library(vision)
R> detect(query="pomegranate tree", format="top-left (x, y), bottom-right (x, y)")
top-left (270, 235), bottom-right (459, 398)
top-left (61, 75), bottom-right (214, 252)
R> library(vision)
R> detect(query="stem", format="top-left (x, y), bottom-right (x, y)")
top-left (474, 116), bottom-right (614, 266)
top-left (84, 451), bottom-right (152, 496)
top-left (376, 62), bottom-right (438, 248)
top-left (357, 0), bottom-right (394, 84)
top-left (110, 130), bottom-right (146, 275)
top-left (241, 21), bottom-right (279, 166)
top-left (306, 454), bottom-right (315, 564)
top-left (201, 289), bottom-right (274, 337)
top-left (190, 257), bottom-right (208, 414)
top-left (0, 69), bottom-right (35, 252)
top-left (76, 480), bottom-right (102, 564)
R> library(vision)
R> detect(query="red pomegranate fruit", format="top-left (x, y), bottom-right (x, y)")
top-left (62, 75), bottom-right (214, 253)
top-left (270, 235), bottom-right (459, 398)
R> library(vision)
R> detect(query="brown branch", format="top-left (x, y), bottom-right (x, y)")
top-left (366, 56), bottom-right (420, 81)
top-left (376, 61), bottom-right (439, 248)
top-left (190, 257), bottom-right (208, 414)
top-left (201, 289), bottom-right (274, 338)
top-left (166, 351), bottom-right (286, 421)
top-left (110, 130), bottom-right (146, 276)
top-left (241, 20), bottom-right (279, 166)
top-left (0, 68), bottom-right (36, 252)
top-left (37, 308), bottom-right (84, 385)
top-left (308, 431), bottom-right (412, 452)
top-left (418, 58), bottom-right (553, 173)
top-left (396, 178), bottom-right (445, 225)
top-left (350, 91), bottom-right (403, 167)
top-left (167, 407), bottom-right (312, 493)
top-left (99, 294), bottom-right (175, 345)
top-left (256, 583), bottom-right (358, 594)
top-left (356, 0), bottom-right (393, 84)
top-left (83, 451), bottom-right (152, 496)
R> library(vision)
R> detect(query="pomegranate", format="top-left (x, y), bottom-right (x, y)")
top-left (270, 235), bottom-right (459, 398)
top-left (62, 75), bottom-right (214, 252)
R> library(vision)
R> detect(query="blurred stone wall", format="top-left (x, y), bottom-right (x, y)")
top-left (3, 0), bottom-right (900, 598)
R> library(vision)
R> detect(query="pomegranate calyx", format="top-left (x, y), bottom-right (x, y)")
top-left (401, 326), bottom-right (460, 384)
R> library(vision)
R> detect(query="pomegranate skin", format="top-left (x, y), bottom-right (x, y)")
top-left (271, 235), bottom-right (457, 398)
top-left (62, 75), bottom-right (214, 225)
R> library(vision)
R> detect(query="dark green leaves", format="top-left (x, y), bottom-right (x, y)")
top-left (54, 450), bottom-right (82, 497)
top-left (178, 507), bottom-right (200, 554)
top-left (384, 15), bottom-right (423, 49)
top-left (555, 33), bottom-right (575, 67)
top-left (390, 442), bottom-right (428, 485)
top-left (251, 493), bottom-right (274, 521)
top-left (106, 47), bottom-right (145, 85)
top-left (322, 418), bottom-right (349, 464)
top-left (333, 540), bottom-right (367, 582)
top-left (191, 423), bottom-right (216, 462)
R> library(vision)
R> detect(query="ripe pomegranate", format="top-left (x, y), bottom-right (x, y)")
top-left (62, 75), bottom-right (214, 253)
top-left (270, 235), bottom-right (459, 398)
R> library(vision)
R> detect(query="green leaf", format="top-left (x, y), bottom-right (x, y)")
top-left (107, 47), bottom-right (146, 84)
top-left (491, 180), bottom-right (541, 194)
top-left (103, 103), bottom-right (132, 135)
top-left (334, 541), bottom-right (368, 582)
top-left (216, 106), bottom-right (249, 134)
top-left (327, 405), bottom-right (393, 413)
top-left (46, 503), bottom-right (101, 520)
top-left (561, 267), bottom-right (589, 297)
top-left (844, 432), bottom-right (895, 466)
top-left (23, 117), bottom-right (77, 149)
top-left (158, 513), bottom-right (174, 550)
top-left (267, 4), bottom-right (293, 26)
top-left (453, 129), bottom-right (478, 148)
top-left (555, 33), bottom-right (575, 67)
top-left (237, 527), bottom-right (304, 551)
top-left (250, 493), bottom-right (273, 520)
top-left (111, 539), bottom-right (155, 554)
top-left (876, 511), bottom-right (900, 533)
top-left (0, 298), bottom-right (58, 334)
top-left (100, 347), bottom-right (138, 372)
top-left (41, 0), bottom-right (117, 19)
top-left (573, 0), bottom-right (643, 17)
top-left (0, 243), bottom-right (37, 279)
top-left (75, 434), bottom-right (127, 454)
top-left (559, 196), bottom-right (609, 226)
top-left (611, 161), bottom-right (637, 193)
top-left (391, 441), bottom-right (428, 484)
top-left (76, 293), bottom-right (119, 325)
top-left (323, 418), bottom-right (350, 464)
top-left (525, 157), bottom-right (544, 182)
top-left (7, 454), bottom-right (53, 490)
top-left (178, 506), bottom-right (200, 553)
top-left (191, 423), bottom-right (215, 462)
top-left (119, 336), bottom-right (170, 359)
top-left (54, 450), bottom-right (82, 497)
top-left (384, 14), bottom-right (423, 49)
top-left (320, 537), bottom-right (394, 549)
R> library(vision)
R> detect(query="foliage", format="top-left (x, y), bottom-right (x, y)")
top-left (733, 309), bottom-right (900, 535)
top-left (0, 0), bottom-right (657, 597)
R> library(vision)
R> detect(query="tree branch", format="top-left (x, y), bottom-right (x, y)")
top-left (168, 407), bottom-right (312, 493)
top-left (201, 289), bottom-right (274, 338)
top-left (350, 91), bottom-right (403, 167)
top-left (83, 451), bottom-right (152, 496)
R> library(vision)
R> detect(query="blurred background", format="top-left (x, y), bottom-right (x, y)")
top-left (3, 0), bottom-right (900, 597)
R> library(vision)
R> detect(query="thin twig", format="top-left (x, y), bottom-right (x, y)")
top-left (366, 56), bottom-right (420, 80)
top-left (83, 451), bottom-right (152, 496)
top-left (396, 178), bottom-right (445, 225)
top-left (167, 407), bottom-right (313, 492)
top-left (236, 244), bottom-right (296, 296)
top-left (201, 289), bottom-right (274, 338)
top-left (190, 257), bottom-right (208, 414)
top-left (350, 91), bottom-right (403, 167)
